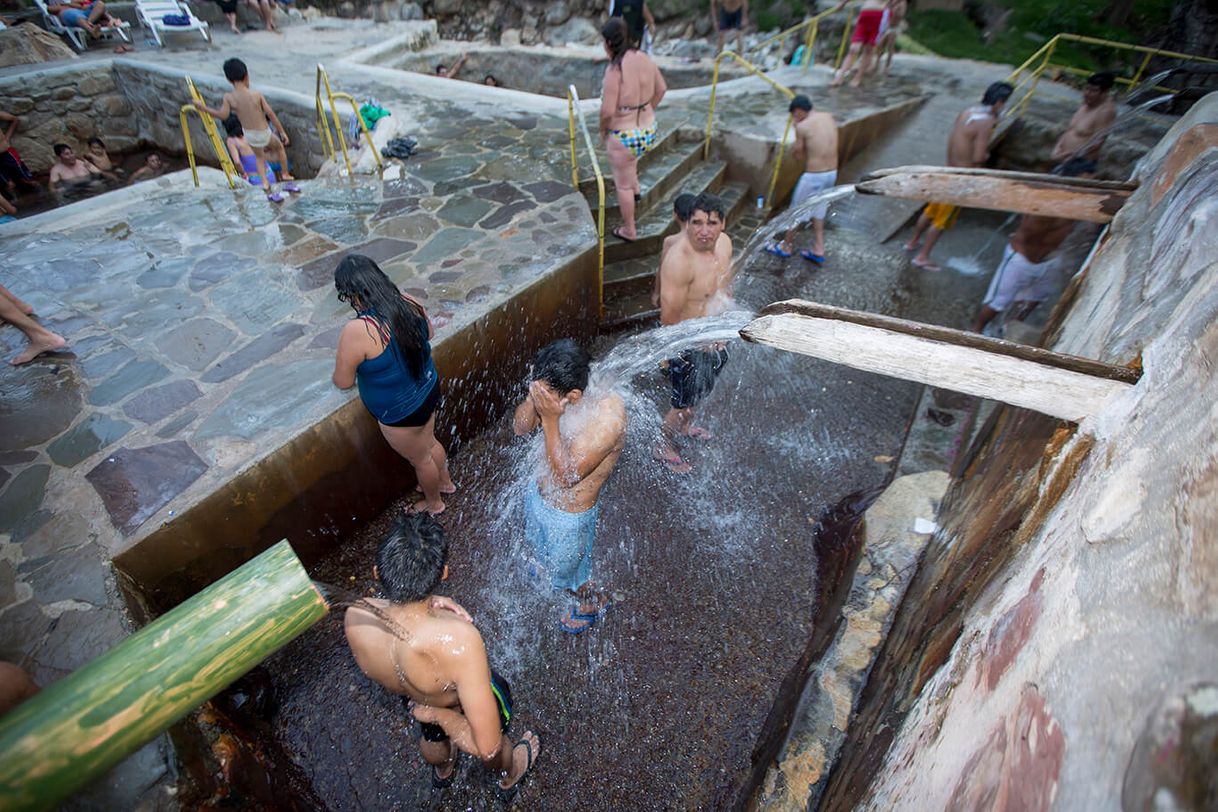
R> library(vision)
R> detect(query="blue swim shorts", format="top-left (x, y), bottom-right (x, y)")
top-left (523, 479), bottom-right (598, 592)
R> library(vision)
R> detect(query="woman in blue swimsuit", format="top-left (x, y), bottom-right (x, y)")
top-left (332, 255), bottom-right (455, 515)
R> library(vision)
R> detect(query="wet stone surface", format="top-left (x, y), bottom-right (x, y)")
top-left (86, 441), bottom-right (209, 536)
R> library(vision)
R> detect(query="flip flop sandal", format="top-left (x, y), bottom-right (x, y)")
top-left (265, 191), bottom-right (285, 203)
top-left (573, 594), bottom-right (612, 622)
top-left (764, 243), bottom-right (793, 258)
top-left (496, 735), bottom-right (541, 803)
top-left (800, 250), bottom-right (825, 264)
top-left (558, 606), bottom-right (596, 634)
top-left (611, 226), bottom-right (636, 243)
top-left (282, 181), bottom-right (302, 194)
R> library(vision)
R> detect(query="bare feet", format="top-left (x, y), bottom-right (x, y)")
top-left (409, 499), bottom-right (446, 516)
top-left (415, 483), bottom-right (457, 495)
top-left (683, 425), bottom-right (712, 441)
top-left (498, 732), bottom-right (541, 796)
top-left (911, 256), bottom-right (942, 272)
top-left (11, 332), bottom-right (67, 365)
top-left (902, 238), bottom-right (920, 252)
top-left (653, 446), bottom-right (692, 474)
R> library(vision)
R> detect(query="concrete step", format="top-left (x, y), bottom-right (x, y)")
top-left (604, 159), bottom-right (727, 263)
top-left (583, 139), bottom-right (705, 226)
top-left (577, 126), bottom-right (684, 200)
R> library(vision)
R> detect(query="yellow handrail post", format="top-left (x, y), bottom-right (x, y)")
top-left (566, 85), bottom-right (606, 320)
top-left (566, 90), bottom-right (579, 189)
top-left (179, 106), bottom-right (200, 187)
top-left (703, 53), bottom-right (724, 160)
top-left (802, 19), bottom-right (817, 70)
top-left (834, 6), bottom-right (853, 71)
top-left (314, 65), bottom-right (337, 164)
top-left (318, 64), bottom-right (353, 177)
top-left (766, 113), bottom-right (793, 208)
top-left (1128, 50), bottom-right (1154, 91)
top-left (183, 76), bottom-right (238, 189)
top-left (333, 90), bottom-right (383, 172)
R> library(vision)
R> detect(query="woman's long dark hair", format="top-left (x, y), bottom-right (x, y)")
top-left (334, 254), bottom-right (428, 377)
top-left (602, 17), bottom-right (631, 66)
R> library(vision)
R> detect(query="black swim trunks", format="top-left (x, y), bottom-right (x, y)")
top-left (382, 380), bottom-right (440, 428)
top-left (410, 669), bottom-right (513, 743)
top-left (667, 345), bottom-right (729, 409)
top-left (719, 7), bottom-right (743, 30)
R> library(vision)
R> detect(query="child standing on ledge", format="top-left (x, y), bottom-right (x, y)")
top-left (195, 58), bottom-right (291, 203)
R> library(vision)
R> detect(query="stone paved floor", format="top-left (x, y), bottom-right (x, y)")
top-left (0, 24), bottom-right (992, 807)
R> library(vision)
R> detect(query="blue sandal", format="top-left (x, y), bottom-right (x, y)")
top-left (800, 249), bottom-right (825, 264)
top-left (764, 243), bottom-right (793, 258)
top-left (558, 607), bottom-right (596, 634)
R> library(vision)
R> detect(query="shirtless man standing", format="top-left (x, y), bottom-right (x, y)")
top-left (905, 81), bottom-right (1013, 271)
top-left (655, 192), bottom-right (734, 473)
top-left (344, 513), bottom-right (541, 798)
top-left (1051, 72), bottom-right (1117, 165)
top-left (972, 157), bottom-right (1096, 334)
top-left (765, 94), bottom-right (838, 264)
top-left (711, 0), bottom-right (747, 55)
top-left (513, 339), bottom-right (626, 634)
top-left (48, 143), bottom-right (108, 201)
top-left (830, 0), bottom-right (891, 88)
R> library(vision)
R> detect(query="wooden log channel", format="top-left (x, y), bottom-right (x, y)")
top-left (855, 165), bottom-right (1138, 223)
top-left (740, 300), bottom-right (1141, 423)
top-left (0, 540), bottom-right (328, 812)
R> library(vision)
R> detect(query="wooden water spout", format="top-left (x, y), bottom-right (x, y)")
top-left (856, 165), bottom-right (1137, 223)
top-left (0, 540), bottom-right (328, 812)
top-left (740, 301), bottom-right (1140, 423)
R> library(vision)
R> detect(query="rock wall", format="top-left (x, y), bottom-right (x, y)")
top-left (0, 65), bottom-right (139, 173)
top-left (818, 93), bottom-right (1218, 810)
top-left (0, 61), bottom-right (338, 177)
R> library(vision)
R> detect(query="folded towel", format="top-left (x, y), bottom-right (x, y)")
top-left (161, 12), bottom-right (191, 24)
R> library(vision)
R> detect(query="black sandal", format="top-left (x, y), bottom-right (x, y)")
top-left (495, 734), bottom-right (540, 803)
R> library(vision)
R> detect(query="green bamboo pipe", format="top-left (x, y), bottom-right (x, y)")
top-left (0, 540), bottom-right (328, 812)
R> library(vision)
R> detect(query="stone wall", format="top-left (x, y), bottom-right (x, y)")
top-left (112, 61), bottom-right (336, 178)
top-left (818, 93), bottom-right (1218, 810)
top-left (0, 61), bottom-right (338, 178)
top-left (0, 64), bottom-right (139, 173)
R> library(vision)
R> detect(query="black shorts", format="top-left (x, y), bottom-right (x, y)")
top-left (381, 381), bottom-right (440, 428)
top-left (412, 669), bottom-right (513, 743)
top-left (0, 149), bottom-right (33, 185)
top-left (667, 345), bottom-right (729, 409)
top-left (215, 0), bottom-right (237, 13)
top-left (719, 7), bottom-right (743, 30)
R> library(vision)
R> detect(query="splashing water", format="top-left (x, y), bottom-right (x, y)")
top-left (735, 185), bottom-right (857, 269)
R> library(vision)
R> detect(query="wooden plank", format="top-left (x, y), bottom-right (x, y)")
top-left (741, 302), bottom-right (1139, 422)
top-left (856, 165), bottom-right (1137, 223)
top-left (0, 540), bottom-right (328, 812)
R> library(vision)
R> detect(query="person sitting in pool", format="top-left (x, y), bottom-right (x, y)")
top-left (344, 512), bottom-right (541, 798)
top-left (599, 17), bottom-right (666, 243)
top-left (512, 339), bottom-right (625, 634)
top-left (436, 53), bottom-right (467, 79)
top-left (83, 137), bottom-right (123, 178)
top-left (127, 153), bottom-right (167, 185)
top-left (48, 143), bottom-right (110, 201)
top-left (224, 115), bottom-right (301, 192)
top-left (483, 74), bottom-right (500, 87)
top-left (655, 192), bottom-right (734, 473)
top-left (332, 254), bottom-right (455, 515)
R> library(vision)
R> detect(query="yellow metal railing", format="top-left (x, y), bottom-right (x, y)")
top-left (566, 84), bottom-right (606, 319)
top-left (315, 63), bottom-right (383, 176)
top-left (180, 76), bottom-right (238, 189)
top-left (702, 51), bottom-right (794, 210)
top-left (742, 2), bottom-right (856, 72)
top-left (1004, 33), bottom-right (1218, 121)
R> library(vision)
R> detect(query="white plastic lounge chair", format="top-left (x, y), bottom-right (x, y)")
top-left (135, 0), bottom-right (210, 46)
top-left (33, 0), bottom-right (132, 52)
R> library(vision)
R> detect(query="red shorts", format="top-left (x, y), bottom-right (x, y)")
top-left (851, 9), bottom-right (883, 45)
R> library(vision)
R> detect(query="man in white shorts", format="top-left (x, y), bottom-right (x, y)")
top-left (973, 156), bottom-right (1096, 334)
top-left (765, 95), bottom-right (839, 265)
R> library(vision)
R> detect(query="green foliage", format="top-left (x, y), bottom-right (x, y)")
top-left (906, 0), bottom-right (1179, 73)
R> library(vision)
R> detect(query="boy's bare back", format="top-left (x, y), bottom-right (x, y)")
top-left (225, 86), bottom-right (270, 133)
